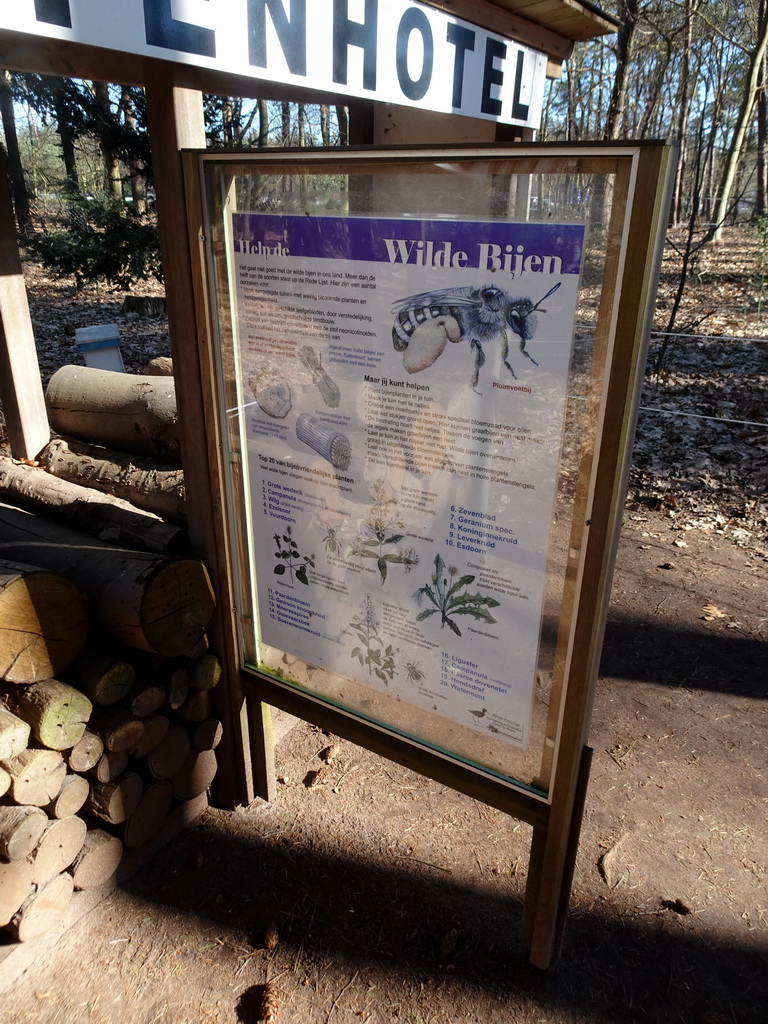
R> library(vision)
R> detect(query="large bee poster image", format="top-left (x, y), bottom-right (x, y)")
top-left (231, 212), bottom-right (584, 751)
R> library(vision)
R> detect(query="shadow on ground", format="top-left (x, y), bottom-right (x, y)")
top-left (122, 819), bottom-right (767, 1024)
top-left (601, 612), bottom-right (768, 699)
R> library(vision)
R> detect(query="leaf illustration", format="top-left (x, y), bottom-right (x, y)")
top-left (384, 534), bottom-right (406, 545)
top-left (447, 575), bottom-right (475, 598)
top-left (415, 608), bottom-right (438, 621)
top-left (377, 557), bottom-right (388, 584)
top-left (274, 564), bottom-right (286, 575)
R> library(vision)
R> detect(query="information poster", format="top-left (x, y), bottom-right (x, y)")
top-left (231, 213), bottom-right (584, 748)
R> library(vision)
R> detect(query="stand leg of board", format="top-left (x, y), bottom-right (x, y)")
top-left (523, 745), bottom-right (593, 970)
top-left (247, 699), bottom-right (277, 804)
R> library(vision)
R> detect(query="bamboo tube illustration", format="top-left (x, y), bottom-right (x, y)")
top-left (296, 414), bottom-right (351, 471)
top-left (299, 346), bottom-right (341, 408)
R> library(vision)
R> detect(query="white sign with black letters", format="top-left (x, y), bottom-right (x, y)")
top-left (2, 0), bottom-right (547, 126)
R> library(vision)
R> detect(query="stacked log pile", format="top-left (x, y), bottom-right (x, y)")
top-left (0, 365), bottom-right (223, 945)
top-left (0, 642), bottom-right (223, 942)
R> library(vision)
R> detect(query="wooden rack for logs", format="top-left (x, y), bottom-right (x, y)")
top-left (0, 363), bottom-right (225, 947)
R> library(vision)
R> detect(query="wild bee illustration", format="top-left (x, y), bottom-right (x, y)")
top-left (405, 660), bottom-right (425, 684)
top-left (391, 281), bottom-right (561, 391)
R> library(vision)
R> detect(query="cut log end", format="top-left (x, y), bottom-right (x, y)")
top-left (0, 561), bottom-right (89, 683)
top-left (70, 829), bottom-right (123, 889)
top-left (140, 560), bottom-right (215, 657)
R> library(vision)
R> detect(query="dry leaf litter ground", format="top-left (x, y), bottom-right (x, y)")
top-left (1, 230), bottom-right (766, 1024)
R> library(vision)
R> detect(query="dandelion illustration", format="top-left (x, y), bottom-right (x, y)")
top-left (414, 554), bottom-right (500, 637)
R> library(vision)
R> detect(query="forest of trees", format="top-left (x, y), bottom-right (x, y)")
top-left (0, 0), bottom-right (766, 284)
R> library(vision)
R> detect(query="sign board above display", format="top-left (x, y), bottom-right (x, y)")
top-left (4, 0), bottom-right (547, 126)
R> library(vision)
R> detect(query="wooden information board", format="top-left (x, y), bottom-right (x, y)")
top-left (184, 142), bottom-right (675, 968)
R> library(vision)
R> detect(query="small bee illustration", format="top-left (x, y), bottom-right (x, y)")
top-left (405, 660), bottom-right (425, 684)
top-left (391, 281), bottom-right (561, 391)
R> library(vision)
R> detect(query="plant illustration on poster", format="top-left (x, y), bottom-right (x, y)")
top-left (231, 214), bottom-right (585, 749)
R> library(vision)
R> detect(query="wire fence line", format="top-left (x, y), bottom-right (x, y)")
top-left (637, 407), bottom-right (767, 430)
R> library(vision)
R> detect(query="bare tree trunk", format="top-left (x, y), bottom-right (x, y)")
top-left (672, 0), bottom-right (697, 225)
top-left (93, 81), bottom-right (122, 201)
top-left (604, 0), bottom-right (640, 140)
top-left (756, 50), bottom-right (767, 219)
top-left (52, 79), bottom-right (79, 190)
top-left (335, 104), bottom-right (349, 146)
top-left (320, 104), bottom-right (330, 146)
top-left (710, 7), bottom-right (768, 242)
top-left (0, 72), bottom-right (32, 233)
top-left (122, 87), bottom-right (146, 218)
top-left (257, 99), bottom-right (269, 147)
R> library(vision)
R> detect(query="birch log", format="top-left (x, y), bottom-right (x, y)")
top-left (0, 504), bottom-right (215, 657)
top-left (45, 366), bottom-right (180, 462)
top-left (37, 437), bottom-right (186, 524)
top-left (66, 729), bottom-right (104, 772)
top-left (87, 773), bottom-right (143, 825)
top-left (45, 773), bottom-right (90, 818)
top-left (0, 804), bottom-right (48, 860)
top-left (0, 858), bottom-right (34, 927)
top-left (120, 781), bottom-right (172, 849)
top-left (31, 815), bottom-right (87, 885)
top-left (1, 748), bottom-right (66, 806)
top-left (69, 829), bottom-right (122, 889)
top-left (0, 558), bottom-right (89, 683)
top-left (0, 457), bottom-right (186, 555)
top-left (0, 707), bottom-right (30, 760)
top-left (5, 680), bottom-right (92, 750)
top-left (6, 872), bottom-right (74, 941)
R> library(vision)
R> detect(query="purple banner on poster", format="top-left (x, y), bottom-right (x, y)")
top-left (233, 215), bottom-right (584, 276)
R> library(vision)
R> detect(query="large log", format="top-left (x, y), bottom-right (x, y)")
top-left (1, 748), bottom-right (66, 806)
top-left (5, 680), bottom-right (92, 751)
top-left (0, 766), bottom-right (9, 798)
top-left (0, 457), bottom-right (186, 555)
top-left (69, 829), bottom-right (123, 889)
top-left (37, 437), bottom-right (186, 525)
top-left (0, 558), bottom-right (89, 684)
top-left (31, 815), bottom-right (87, 885)
top-left (0, 504), bottom-right (215, 657)
top-left (5, 872), bottom-right (74, 942)
top-left (0, 706), bottom-right (30, 760)
top-left (45, 365), bottom-right (180, 462)
top-left (0, 804), bottom-right (48, 860)
top-left (0, 858), bottom-right (34, 928)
